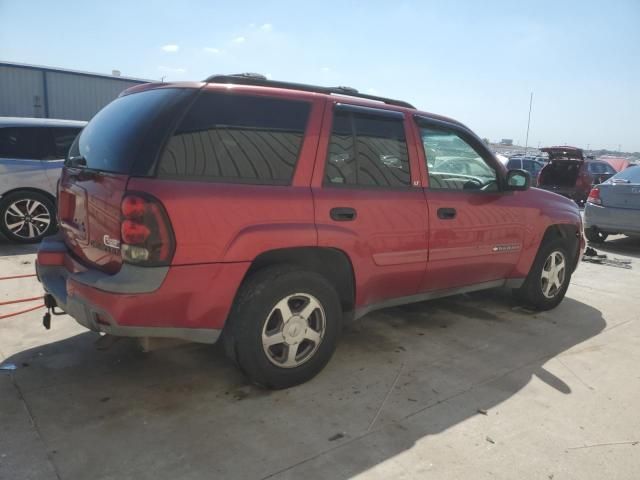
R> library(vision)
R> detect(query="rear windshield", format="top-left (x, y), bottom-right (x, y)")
top-left (67, 88), bottom-right (193, 174)
top-left (610, 165), bottom-right (640, 183)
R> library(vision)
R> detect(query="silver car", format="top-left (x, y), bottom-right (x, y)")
top-left (0, 117), bottom-right (85, 243)
top-left (584, 165), bottom-right (640, 243)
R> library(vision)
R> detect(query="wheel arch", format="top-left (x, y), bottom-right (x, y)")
top-left (243, 246), bottom-right (356, 314)
top-left (536, 223), bottom-right (581, 272)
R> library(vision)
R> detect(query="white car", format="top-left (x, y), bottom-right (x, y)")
top-left (0, 117), bottom-right (86, 243)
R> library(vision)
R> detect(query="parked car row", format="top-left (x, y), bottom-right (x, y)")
top-left (0, 117), bottom-right (86, 242)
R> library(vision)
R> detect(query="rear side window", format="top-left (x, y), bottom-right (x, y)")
top-left (0, 127), bottom-right (39, 159)
top-left (325, 110), bottom-right (410, 187)
top-left (69, 88), bottom-right (192, 174)
top-left (157, 92), bottom-right (311, 185)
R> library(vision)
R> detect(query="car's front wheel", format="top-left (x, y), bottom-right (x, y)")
top-left (513, 237), bottom-right (573, 311)
top-left (0, 191), bottom-right (57, 243)
top-left (224, 265), bottom-right (342, 389)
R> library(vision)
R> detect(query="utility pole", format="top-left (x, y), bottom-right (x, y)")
top-left (524, 92), bottom-right (533, 154)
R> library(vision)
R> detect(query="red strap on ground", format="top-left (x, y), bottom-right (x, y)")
top-left (0, 304), bottom-right (44, 320)
top-left (0, 274), bottom-right (38, 281)
top-left (0, 296), bottom-right (44, 306)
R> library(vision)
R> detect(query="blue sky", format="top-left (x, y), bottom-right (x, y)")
top-left (1, 0), bottom-right (639, 151)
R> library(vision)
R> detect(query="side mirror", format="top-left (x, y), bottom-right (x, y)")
top-left (506, 169), bottom-right (531, 191)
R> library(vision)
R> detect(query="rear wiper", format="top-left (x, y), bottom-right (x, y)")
top-left (66, 155), bottom-right (87, 168)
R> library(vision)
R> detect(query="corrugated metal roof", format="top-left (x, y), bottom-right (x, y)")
top-left (0, 61), bottom-right (151, 83)
top-left (0, 116), bottom-right (87, 127)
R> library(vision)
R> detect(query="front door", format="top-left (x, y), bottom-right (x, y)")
top-left (312, 103), bottom-right (428, 309)
top-left (415, 118), bottom-right (525, 291)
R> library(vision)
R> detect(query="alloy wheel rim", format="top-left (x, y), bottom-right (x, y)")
top-left (261, 293), bottom-right (326, 368)
top-left (540, 250), bottom-right (567, 299)
top-left (4, 199), bottom-right (51, 239)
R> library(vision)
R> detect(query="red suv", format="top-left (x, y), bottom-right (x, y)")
top-left (36, 74), bottom-right (584, 388)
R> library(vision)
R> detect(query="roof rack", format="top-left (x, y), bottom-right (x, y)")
top-left (203, 73), bottom-right (415, 109)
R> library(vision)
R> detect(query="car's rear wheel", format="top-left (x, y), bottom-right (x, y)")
top-left (585, 227), bottom-right (608, 244)
top-left (513, 237), bottom-right (573, 311)
top-left (0, 191), bottom-right (56, 243)
top-left (224, 265), bottom-right (341, 389)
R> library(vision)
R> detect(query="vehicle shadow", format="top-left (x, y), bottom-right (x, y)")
top-left (4, 291), bottom-right (605, 480)
top-left (590, 235), bottom-right (640, 260)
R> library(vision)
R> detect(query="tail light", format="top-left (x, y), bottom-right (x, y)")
top-left (587, 187), bottom-right (601, 205)
top-left (120, 193), bottom-right (175, 266)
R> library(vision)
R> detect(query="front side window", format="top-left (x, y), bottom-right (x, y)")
top-left (158, 92), bottom-right (311, 185)
top-left (0, 127), bottom-right (39, 159)
top-left (420, 126), bottom-right (498, 191)
top-left (325, 110), bottom-right (410, 187)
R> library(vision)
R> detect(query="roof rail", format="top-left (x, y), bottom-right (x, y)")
top-left (203, 73), bottom-right (415, 109)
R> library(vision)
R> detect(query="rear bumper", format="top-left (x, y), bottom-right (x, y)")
top-left (36, 235), bottom-right (250, 344)
top-left (584, 203), bottom-right (640, 235)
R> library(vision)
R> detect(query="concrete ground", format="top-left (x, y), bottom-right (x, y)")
top-left (1, 236), bottom-right (639, 480)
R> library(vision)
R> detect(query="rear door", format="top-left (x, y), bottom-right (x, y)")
top-left (414, 117), bottom-right (525, 291)
top-left (58, 87), bottom-right (193, 273)
top-left (312, 103), bottom-right (428, 309)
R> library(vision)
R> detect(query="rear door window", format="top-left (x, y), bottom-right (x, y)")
top-left (157, 92), bottom-right (311, 185)
top-left (325, 109), bottom-right (410, 187)
top-left (0, 127), bottom-right (39, 159)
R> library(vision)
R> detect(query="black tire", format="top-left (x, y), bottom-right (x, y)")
top-left (585, 227), bottom-right (608, 244)
top-left (0, 191), bottom-right (57, 243)
top-left (513, 237), bottom-right (574, 311)
top-left (224, 265), bottom-right (342, 389)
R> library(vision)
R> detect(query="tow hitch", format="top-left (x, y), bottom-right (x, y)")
top-left (42, 294), bottom-right (65, 330)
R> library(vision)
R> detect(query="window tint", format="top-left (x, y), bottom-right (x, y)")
top-left (0, 127), bottom-right (39, 159)
top-left (420, 126), bottom-right (497, 191)
top-left (588, 162), bottom-right (616, 175)
top-left (158, 92), bottom-right (310, 184)
top-left (611, 165), bottom-right (640, 182)
top-left (49, 127), bottom-right (81, 159)
top-left (325, 111), bottom-right (410, 187)
top-left (69, 88), bottom-right (191, 174)
top-left (507, 159), bottom-right (521, 169)
top-left (523, 160), bottom-right (542, 174)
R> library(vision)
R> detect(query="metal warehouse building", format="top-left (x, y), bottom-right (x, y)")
top-left (0, 61), bottom-right (149, 121)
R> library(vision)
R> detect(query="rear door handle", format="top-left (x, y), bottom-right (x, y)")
top-left (330, 207), bottom-right (357, 222)
top-left (437, 207), bottom-right (457, 220)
